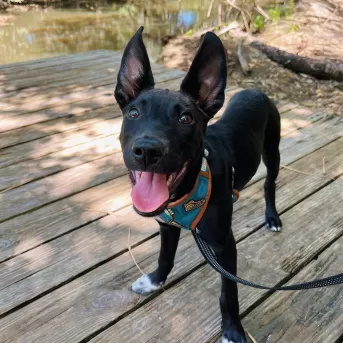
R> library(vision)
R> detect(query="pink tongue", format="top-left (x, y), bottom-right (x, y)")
top-left (131, 172), bottom-right (169, 213)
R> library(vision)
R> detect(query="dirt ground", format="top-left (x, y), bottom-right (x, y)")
top-left (161, 0), bottom-right (343, 116)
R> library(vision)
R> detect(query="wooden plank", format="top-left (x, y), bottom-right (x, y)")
top-left (0, 155), bottom-right (129, 223)
top-left (251, 116), bottom-right (343, 183)
top-left (0, 143), bottom-right (342, 337)
top-left (0, 231), bottom-right (201, 343)
top-left (88, 176), bottom-right (343, 343)
top-left (1, 59), bottom-right (167, 97)
top-left (0, 62), bottom-right (177, 103)
top-left (0, 206), bottom-right (157, 316)
top-left (1, 115), bottom-right (341, 263)
top-left (0, 108), bottom-right (314, 193)
top-left (0, 69), bottom-right (185, 119)
top-left (0, 52), bottom-right (122, 82)
top-left (0, 115), bottom-right (122, 170)
top-left (232, 136), bottom-right (343, 240)
top-left (0, 50), bottom-right (115, 72)
top-left (0, 76), bottom-right (187, 157)
top-left (0, 176), bottom-right (131, 263)
top-left (0, 107), bottom-right (335, 191)
top-left (243, 237), bottom-right (343, 343)
top-left (0, 105), bottom-right (117, 150)
top-left (0, 138), bottom-right (121, 192)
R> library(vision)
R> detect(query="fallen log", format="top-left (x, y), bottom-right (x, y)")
top-left (251, 40), bottom-right (343, 82)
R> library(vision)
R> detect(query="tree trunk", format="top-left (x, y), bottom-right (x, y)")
top-left (251, 41), bottom-right (343, 82)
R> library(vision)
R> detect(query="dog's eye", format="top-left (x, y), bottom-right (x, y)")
top-left (179, 112), bottom-right (193, 125)
top-left (128, 108), bottom-right (140, 119)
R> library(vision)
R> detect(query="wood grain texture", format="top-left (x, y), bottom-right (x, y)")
top-left (0, 206), bottom-right (158, 316)
top-left (0, 70), bottom-right (184, 131)
top-left (0, 155), bottom-right (129, 223)
top-left (0, 231), bottom-right (203, 343)
top-left (0, 176), bottom-right (131, 263)
top-left (1, 157), bottom-right (342, 342)
top-left (0, 138), bottom-right (122, 192)
top-left (243, 236), bottom-right (343, 343)
top-left (0, 52), bottom-right (341, 343)
top-left (0, 115), bottom-right (122, 169)
top-left (1, 116), bottom-right (340, 263)
top-left (88, 177), bottom-right (343, 343)
top-left (250, 116), bottom-right (343, 183)
top-left (232, 137), bottom-right (343, 240)
top-left (0, 50), bottom-right (115, 73)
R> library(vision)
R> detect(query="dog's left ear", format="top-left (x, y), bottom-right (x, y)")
top-left (180, 32), bottom-right (227, 118)
top-left (115, 27), bottom-right (154, 108)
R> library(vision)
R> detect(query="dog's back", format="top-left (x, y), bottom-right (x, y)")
top-left (207, 88), bottom-right (281, 190)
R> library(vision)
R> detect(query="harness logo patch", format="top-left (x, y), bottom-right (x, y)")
top-left (184, 199), bottom-right (205, 212)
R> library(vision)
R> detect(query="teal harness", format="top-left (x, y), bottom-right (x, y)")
top-left (157, 150), bottom-right (239, 231)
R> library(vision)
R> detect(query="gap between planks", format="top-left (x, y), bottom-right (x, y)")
top-left (87, 176), bottom-right (343, 343)
top-left (0, 112), bottom-right (341, 226)
top-left (0, 138), bottom-right (342, 337)
top-left (0, 94), bottom-right (303, 194)
top-left (0, 173), bottom-right (342, 343)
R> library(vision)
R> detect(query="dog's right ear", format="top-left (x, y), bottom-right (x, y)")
top-left (115, 27), bottom-right (154, 109)
top-left (180, 32), bottom-right (227, 118)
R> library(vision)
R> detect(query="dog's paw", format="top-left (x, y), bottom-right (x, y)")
top-left (131, 274), bottom-right (163, 295)
top-left (265, 212), bottom-right (282, 232)
top-left (222, 327), bottom-right (247, 343)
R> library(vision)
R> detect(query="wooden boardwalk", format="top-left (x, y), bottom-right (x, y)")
top-left (0, 50), bottom-right (342, 343)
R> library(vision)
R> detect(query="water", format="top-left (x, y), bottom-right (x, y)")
top-left (0, 0), bottom-right (277, 65)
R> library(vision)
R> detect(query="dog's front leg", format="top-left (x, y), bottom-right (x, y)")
top-left (215, 231), bottom-right (246, 343)
top-left (131, 222), bottom-right (180, 295)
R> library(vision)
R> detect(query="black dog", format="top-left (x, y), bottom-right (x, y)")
top-left (115, 27), bottom-right (282, 343)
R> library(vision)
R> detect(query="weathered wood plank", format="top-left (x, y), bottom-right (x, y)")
top-left (0, 155), bottom-right (128, 224)
top-left (0, 107), bottom-right (333, 195)
top-left (89, 176), bottom-right (343, 343)
top-left (0, 106), bottom-right (315, 195)
top-left (0, 138), bottom-right (121, 192)
top-left (0, 231), bottom-right (201, 342)
top-left (0, 176), bottom-right (130, 263)
top-left (0, 50), bottom-right (114, 71)
top-left (243, 237), bottom-right (343, 343)
top-left (232, 136), bottom-right (343, 240)
top-left (1, 116), bottom-right (341, 266)
top-left (0, 105), bottom-right (116, 150)
top-left (0, 144), bottom-right (342, 338)
top-left (1, 60), bottom-right (167, 98)
top-left (0, 52), bottom-right (122, 82)
top-left (0, 206), bottom-right (157, 316)
top-left (0, 69), bottom-right (185, 120)
top-left (250, 116), bottom-right (343, 183)
top-left (0, 116), bottom-right (122, 169)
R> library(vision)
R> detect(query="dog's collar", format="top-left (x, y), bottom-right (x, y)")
top-left (157, 149), bottom-right (239, 231)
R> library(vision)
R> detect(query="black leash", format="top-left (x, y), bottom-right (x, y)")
top-left (193, 230), bottom-right (343, 290)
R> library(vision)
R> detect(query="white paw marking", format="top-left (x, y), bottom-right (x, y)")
top-left (222, 338), bottom-right (235, 343)
top-left (131, 274), bottom-right (162, 294)
top-left (271, 226), bottom-right (281, 232)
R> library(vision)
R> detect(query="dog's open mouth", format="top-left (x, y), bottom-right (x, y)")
top-left (129, 163), bottom-right (188, 215)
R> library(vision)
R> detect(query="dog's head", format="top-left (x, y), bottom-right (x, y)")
top-left (115, 27), bottom-right (227, 216)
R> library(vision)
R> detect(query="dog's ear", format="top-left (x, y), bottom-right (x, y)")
top-left (115, 27), bottom-right (154, 108)
top-left (180, 32), bottom-right (227, 118)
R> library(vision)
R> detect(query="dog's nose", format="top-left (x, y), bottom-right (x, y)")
top-left (132, 138), bottom-right (164, 166)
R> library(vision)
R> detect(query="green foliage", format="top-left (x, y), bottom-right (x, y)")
top-left (184, 29), bottom-right (195, 36)
top-left (268, 0), bottom-right (295, 24)
top-left (254, 15), bottom-right (265, 31)
top-left (268, 7), bottom-right (281, 24)
top-left (289, 23), bottom-right (300, 32)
